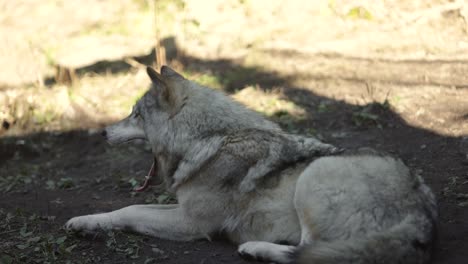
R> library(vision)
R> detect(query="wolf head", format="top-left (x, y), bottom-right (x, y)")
top-left (102, 66), bottom-right (184, 145)
top-left (102, 66), bottom-right (279, 152)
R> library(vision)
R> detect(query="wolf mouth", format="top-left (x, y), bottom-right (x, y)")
top-left (109, 137), bottom-right (146, 145)
top-left (134, 158), bottom-right (157, 192)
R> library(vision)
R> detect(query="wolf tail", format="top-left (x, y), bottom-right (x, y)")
top-left (296, 214), bottom-right (437, 264)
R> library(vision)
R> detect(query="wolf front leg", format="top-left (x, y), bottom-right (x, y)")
top-left (65, 204), bottom-right (215, 241)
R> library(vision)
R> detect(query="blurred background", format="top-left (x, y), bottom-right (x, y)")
top-left (1, 0), bottom-right (467, 263)
top-left (1, 0), bottom-right (467, 135)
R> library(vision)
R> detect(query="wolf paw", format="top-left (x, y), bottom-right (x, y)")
top-left (238, 242), bottom-right (266, 261)
top-left (65, 214), bottom-right (112, 233)
top-left (238, 241), bottom-right (294, 263)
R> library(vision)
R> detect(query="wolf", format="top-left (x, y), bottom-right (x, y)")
top-left (66, 66), bottom-right (438, 264)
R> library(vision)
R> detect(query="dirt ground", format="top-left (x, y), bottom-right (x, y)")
top-left (1, 1), bottom-right (468, 263)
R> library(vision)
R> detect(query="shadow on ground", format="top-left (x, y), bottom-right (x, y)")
top-left (1, 50), bottom-right (467, 264)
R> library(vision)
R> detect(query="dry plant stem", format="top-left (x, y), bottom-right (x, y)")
top-left (154, 0), bottom-right (167, 69)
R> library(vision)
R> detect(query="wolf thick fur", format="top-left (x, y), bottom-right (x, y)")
top-left (66, 66), bottom-right (437, 264)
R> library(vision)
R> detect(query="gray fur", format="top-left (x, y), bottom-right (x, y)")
top-left (66, 66), bottom-right (437, 264)
top-left (106, 66), bottom-right (338, 190)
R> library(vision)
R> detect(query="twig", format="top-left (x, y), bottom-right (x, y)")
top-left (124, 58), bottom-right (146, 69)
top-left (153, 0), bottom-right (167, 69)
top-left (0, 228), bottom-right (20, 235)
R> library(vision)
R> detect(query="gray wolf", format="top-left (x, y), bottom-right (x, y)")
top-left (66, 66), bottom-right (438, 264)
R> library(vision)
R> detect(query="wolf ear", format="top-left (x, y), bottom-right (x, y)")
top-left (147, 66), bottom-right (185, 116)
top-left (160, 66), bottom-right (185, 79)
top-left (146, 67), bottom-right (165, 84)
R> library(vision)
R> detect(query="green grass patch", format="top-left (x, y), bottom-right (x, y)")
top-left (346, 6), bottom-right (373, 20)
top-left (183, 70), bottom-right (224, 89)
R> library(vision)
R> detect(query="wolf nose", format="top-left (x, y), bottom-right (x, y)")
top-left (101, 129), bottom-right (107, 137)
